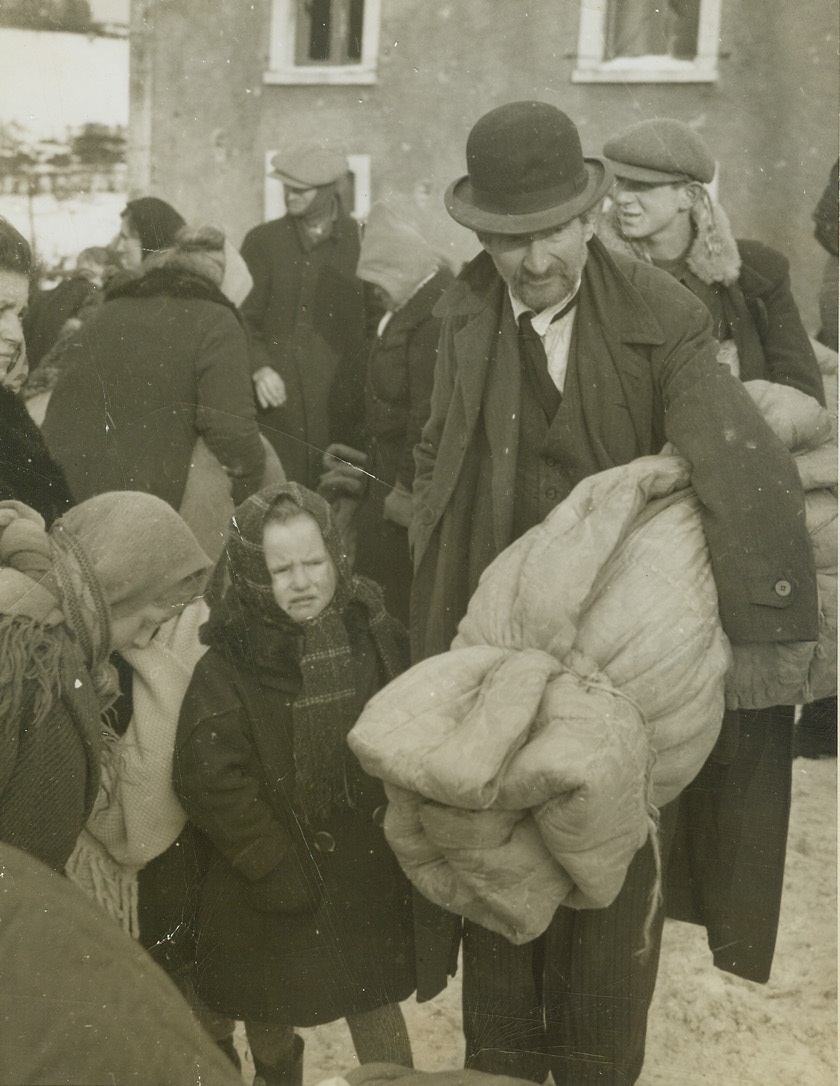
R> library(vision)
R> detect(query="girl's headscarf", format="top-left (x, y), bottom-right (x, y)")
top-left (0, 492), bottom-right (211, 732)
top-left (123, 197), bottom-right (186, 261)
top-left (205, 482), bottom-right (406, 821)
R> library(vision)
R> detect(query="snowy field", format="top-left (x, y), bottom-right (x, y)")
top-left (234, 756), bottom-right (837, 1085)
top-left (0, 191), bottom-right (125, 272)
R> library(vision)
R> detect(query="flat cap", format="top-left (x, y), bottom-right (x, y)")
top-left (603, 119), bottom-right (715, 184)
top-left (269, 144), bottom-right (348, 188)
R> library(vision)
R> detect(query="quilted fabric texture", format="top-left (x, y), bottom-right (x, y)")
top-left (349, 381), bottom-right (836, 945)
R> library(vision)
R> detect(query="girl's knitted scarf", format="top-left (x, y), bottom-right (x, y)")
top-left (203, 482), bottom-right (407, 823)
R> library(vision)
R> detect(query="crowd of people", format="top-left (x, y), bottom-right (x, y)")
top-left (0, 102), bottom-right (835, 1086)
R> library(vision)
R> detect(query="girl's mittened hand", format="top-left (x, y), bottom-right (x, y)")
top-left (249, 856), bottom-right (322, 914)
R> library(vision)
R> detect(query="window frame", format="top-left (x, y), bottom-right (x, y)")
top-left (264, 0), bottom-right (381, 85)
top-left (572, 0), bottom-right (722, 84)
top-left (263, 152), bottom-right (371, 222)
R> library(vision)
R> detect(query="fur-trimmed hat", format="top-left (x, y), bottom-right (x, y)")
top-left (603, 119), bottom-right (716, 185)
top-left (269, 145), bottom-right (348, 189)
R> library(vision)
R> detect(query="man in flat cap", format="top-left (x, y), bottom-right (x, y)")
top-left (408, 101), bottom-right (819, 1084)
top-left (240, 144), bottom-right (370, 486)
top-left (602, 118), bottom-right (823, 401)
top-left (600, 115), bottom-right (826, 1012)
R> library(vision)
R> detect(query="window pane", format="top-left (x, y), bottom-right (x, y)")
top-left (293, 0), bottom-right (367, 66)
top-left (347, 0), bottom-right (364, 61)
top-left (606, 0), bottom-right (699, 61)
top-left (307, 0), bottom-right (332, 61)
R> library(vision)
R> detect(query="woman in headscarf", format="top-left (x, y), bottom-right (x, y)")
top-left (240, 146), bottom-right (371, 486)
top-left (326, 203), bottom-right (453, 623)
top-left (0, 491), bottom-right (211, 874)
top-left (0, 216), bottom-right (73, 524)
top-left (174, 483), bottom-right (415, 1086)
top-left (114, 196), bottom-right (186, 270)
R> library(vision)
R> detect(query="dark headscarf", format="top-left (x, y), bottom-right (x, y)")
top-left (123, 197), bottom-right (186, 260)
top-left (204, 482), bottom-right (407, 820)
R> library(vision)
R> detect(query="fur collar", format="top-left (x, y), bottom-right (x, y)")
top-left (104, 264), bottom-right (241, 320)
top-left (599, 193), bottom-right (742, 287)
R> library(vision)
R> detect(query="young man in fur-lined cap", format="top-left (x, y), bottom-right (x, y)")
top-left (600, 113), bottom-right (828, 1064)
top-left (601, 118), bottom-right (824, 402)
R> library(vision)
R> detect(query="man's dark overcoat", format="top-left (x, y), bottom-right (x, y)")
top-left (240, 212), bottom-right (367, 486)
top-left (408, 239), bottom-right (819, 999)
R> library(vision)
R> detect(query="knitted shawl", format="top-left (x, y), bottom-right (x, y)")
top-left (203, 482), bottom-right (408, 822)
top-left (0, 502), bottom-right (116, 736)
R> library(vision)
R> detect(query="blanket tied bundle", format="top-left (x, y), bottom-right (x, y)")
top-left (349, 382), bottom-right (836, 946)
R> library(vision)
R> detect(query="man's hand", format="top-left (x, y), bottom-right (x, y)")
top-left (252, 366), bottom-right (287, 409)
top-left (318, 443), bottom-right (369, 500)
top-left (383, 484), bottom-right (413, 528)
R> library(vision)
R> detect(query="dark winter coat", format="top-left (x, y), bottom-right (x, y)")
top-left (598, 203), bottom-right (826, 985)
top-left (411, 239), bottom-right (817, 661)
top-left (23, 274), bottom-right (96, 367)
top-left (40, 267), bottom-right (266, 511)
top-left (0, 384), bottom-right (73, 526)
top-left (240, 212), bottom-right (368, 486)
top-left (363, 267), bottom-right (455, 491)
top-left (174, 602), bottom-right (415, 1024)
top-left (408, 238), bottom-right (819, 998)
top-left (350, 267), bottom-right (453, 624)
top-left (0, 625), bottom-right (102, 873)
top-left (0, 841), bottom-right (241, 1086)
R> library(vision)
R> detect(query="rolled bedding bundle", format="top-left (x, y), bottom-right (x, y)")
top-left (349, 381), bottom-right (836, 946)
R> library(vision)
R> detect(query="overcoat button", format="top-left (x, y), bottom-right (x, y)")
top-left (774, 580), bottom-right (792, 598)
top-left (545, 487), bottom-right (556, 501)
top-left (420, 507), bottom-right (435, 524)
top-left (372, 805), bottom-right (386, 827)
top-left (314, 831), bottom-right (336, 853)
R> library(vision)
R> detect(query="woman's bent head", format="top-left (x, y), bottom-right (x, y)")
top-left (57, 491), bottom-right (211, 651)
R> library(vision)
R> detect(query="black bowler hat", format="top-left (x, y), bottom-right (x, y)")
top-left (445, 101), bottom-right (613, 235)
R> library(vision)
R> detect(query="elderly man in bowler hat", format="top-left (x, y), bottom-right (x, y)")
top-left (240, 144), bottom-right (370, 486)
top-left (408, 101), bottom-right (818, 1084)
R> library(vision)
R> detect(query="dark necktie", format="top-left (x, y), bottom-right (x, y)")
top-left (517, 294), bottom-right (578, 420)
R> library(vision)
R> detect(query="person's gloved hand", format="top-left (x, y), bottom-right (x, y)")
top-left (383, 483), bottom-right (413, 528)
top-left (252, 365), bottom-right (287, 409)
top-left (248, 850), bottom-right (322, 914)
top-left (318, 443), bottom-right (370, 501)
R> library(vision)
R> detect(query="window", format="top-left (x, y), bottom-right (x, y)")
top-left (265, 0), bottom-right (381, 84)
top-left (573, 0), bottom-right (722, 83)
top-left (263, 152), bottom-right (371, 222)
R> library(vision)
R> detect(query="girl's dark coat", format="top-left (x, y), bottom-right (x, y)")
top-left (174, 602), bottom-right (415, 1024)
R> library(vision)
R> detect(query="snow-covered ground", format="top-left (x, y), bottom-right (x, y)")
top-left (235, 756), bottom-right (837, 1085)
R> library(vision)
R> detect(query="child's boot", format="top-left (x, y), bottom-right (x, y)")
top-left (252, 1034), bottom-right (304, 1086)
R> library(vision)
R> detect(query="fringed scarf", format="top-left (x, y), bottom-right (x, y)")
top-left (0, 502), bottom-right (118, 733)
top-left (203, 482), bottom-right (407, 823)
